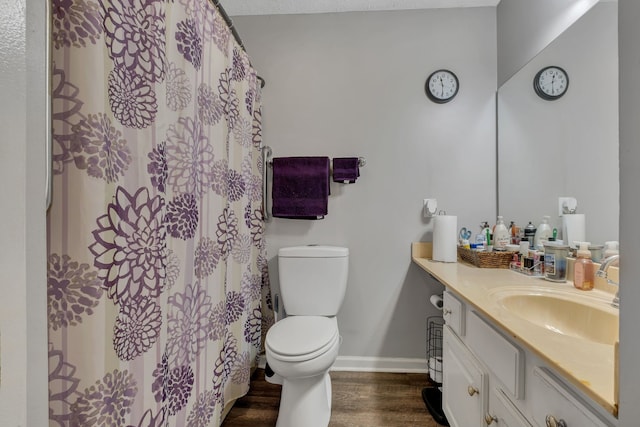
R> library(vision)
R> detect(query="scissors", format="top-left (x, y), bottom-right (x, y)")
top-left (459, 227), bottom-right (472, 241)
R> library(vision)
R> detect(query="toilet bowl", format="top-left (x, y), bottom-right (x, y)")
top-left (265, 316), bottom-right (341, 427)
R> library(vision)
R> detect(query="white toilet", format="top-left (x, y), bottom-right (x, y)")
top-left (265, 245), bottom-right (349, 427)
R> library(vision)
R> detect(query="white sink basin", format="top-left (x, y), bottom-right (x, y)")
top-left (493, 288), bottom-right (619, 345)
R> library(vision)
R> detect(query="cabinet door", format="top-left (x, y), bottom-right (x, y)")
top-left (466, 310), bottom-right (524, 399)
top-left (530, 367), bottom-right (611, 427)
top-left (443, 325), bottom-right (488, 427)
top-left (485, 387), bottom-right (532, 427)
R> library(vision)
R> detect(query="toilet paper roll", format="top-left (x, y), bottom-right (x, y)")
top-left (429, 356), bottom-right (443, 384)
top-left (562, 214), bottom-right (586, 248)
top-left (433, 215), bottom-right (458, 263)
top-left (430, 294), bottom-right (444, 310)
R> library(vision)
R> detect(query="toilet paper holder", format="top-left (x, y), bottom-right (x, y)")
top-left (423, 199), bottom-right (438, 217)
top-left (559, 197), bottom-right (578, 215)
top-left (430, 294), bottom-right (444, 310)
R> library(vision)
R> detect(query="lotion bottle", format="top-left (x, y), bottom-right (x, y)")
top-left (534, 216), bottom-right (552, 249)
top-left (573, 241), bottom-right (594, 290)
top-left (494, 216), bottom-right (510, 249)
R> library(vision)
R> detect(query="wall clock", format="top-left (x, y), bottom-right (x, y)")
top-left (425, 69), bottom-right (459, 104)
top-left (533, 66), bottom-right (569, 100)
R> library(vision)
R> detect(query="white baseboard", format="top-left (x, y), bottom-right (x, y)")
top-left (258, 354), bottom-right (427, 374)
top-left (331, 356), bottom-right (428, 373)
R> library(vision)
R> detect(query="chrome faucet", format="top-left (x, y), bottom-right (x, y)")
top-left (596, 255), bottom-right (620, 308)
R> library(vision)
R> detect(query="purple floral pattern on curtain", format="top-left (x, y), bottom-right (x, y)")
top-left (48, 0), bottom-right (272, 425)
top-left (52, 0), bottom-right (103, 49)
top-left (101, 0), bottom-right (167, 82)
top-left (108, 66), bottom-right (158, 129)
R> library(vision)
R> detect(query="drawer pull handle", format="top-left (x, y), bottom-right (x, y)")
top-left (545, 415), bottom-right (567, 427)
top-left (443, 308), bottom-right (452, 315)
top-left (484, 414), bottom-right (498, 425)
top-left (467, 385), bottom-right (479, 396)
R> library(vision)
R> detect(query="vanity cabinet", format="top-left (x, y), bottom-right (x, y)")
top-left (442, 290), bottom-right (613, 427)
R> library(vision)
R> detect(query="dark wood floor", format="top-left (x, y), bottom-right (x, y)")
top-left (222, 369), bottom-right (442, 427)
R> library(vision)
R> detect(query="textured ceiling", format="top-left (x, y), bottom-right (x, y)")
top-left (223, 0), bottom-right (501, 16)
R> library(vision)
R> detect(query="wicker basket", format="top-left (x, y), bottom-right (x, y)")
top-left (457, 246), bottom-right (516, 269)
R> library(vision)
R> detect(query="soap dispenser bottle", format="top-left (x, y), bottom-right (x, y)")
top-left (573, 241), bottom-right (595, 290)
top-left (494, 216), bottom-right (510, 249)
top-left (534, 216), bottom-right (552, 249)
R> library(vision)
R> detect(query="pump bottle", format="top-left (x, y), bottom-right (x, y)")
top-left (573, 241), bottom-right (594, 290)
top-left (534, 216), bottom-right (552, 249)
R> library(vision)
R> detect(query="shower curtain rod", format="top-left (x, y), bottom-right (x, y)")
top-left (212, 0), bottom-right (266, 88)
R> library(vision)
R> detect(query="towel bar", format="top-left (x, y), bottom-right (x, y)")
top-left (266, 156), bottom-right (366, 168)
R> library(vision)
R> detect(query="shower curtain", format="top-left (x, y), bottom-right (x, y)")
top-left (48, 0), bottom-right (273, 425)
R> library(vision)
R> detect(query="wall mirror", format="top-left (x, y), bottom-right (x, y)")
top-left (497, 1), bottom-right (619, 245)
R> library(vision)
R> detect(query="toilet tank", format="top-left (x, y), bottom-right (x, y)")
top-left (277, 245), bottom-right (349, 316)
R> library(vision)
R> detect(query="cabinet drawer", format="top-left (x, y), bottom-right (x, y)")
top-left (530, 367), bottom-right (610, 427)
top-left (487, 387), bottom-right (532, 427)
top-left (443, 291), bottom-right (464, 336)
top-left (466, 310), bottom-right (524, 399)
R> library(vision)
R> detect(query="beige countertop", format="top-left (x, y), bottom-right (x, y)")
top-left (412, 242), bottom-right (618, 417)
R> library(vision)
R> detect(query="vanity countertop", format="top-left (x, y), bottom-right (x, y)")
top-left (412, 242), bottom-right (618, 417)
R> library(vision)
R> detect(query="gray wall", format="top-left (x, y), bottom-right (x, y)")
top-left (618, 0), bottom-right (640, 424)
top-left (0, 0), bottom-right (48, 424)
top-left (235, 8), bottom-right (497, 363)
top-left (497, 0), bottom-right (598, 86)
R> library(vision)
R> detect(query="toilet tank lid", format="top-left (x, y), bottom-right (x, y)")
top-left (278, 245), bottom-right (348, 258)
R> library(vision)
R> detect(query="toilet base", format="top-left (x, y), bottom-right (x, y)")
top-left (265, 363), bottom-right (284, 385)
top-left (276, 373), bottom-right (332, 427)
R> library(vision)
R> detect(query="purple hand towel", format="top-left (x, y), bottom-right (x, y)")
top-left (332, 157), bottom-right (360, 183)
top-left (272, 157), bottom-right (330, 219)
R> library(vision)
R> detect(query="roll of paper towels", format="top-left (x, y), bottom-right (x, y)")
top-left (562, 214), bottom-right (586, 248)
top-left (433, 215), bottom-right (457, 262)
top-left (430, 294), bottom-right (444, 310)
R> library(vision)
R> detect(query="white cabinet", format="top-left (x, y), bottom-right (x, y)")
top-left (530, 368), bottom-right (609, 427)
top-left (486, 387), bottom-right (532, 427)
top-left (466, 310), bottom-right (524, 399)
top-left (442, 288), bottom-right (614, 427)
top-left (443, 291), bottom-right (464, 336)
top-left (443, 325), bottom-right (488, 427)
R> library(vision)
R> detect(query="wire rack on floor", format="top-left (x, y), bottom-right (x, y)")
top-left (426, 315), bottom-right (444, 386)
top-left (422, 314), bottom-right (449, 426)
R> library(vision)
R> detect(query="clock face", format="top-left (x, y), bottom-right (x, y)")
top-left (426, 70), bottom-right (459, 104)
top-left (534, 66), bottom-right (569, 100)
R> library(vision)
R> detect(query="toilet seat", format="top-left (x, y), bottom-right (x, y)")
top-left (266, 316), bottom-right (339, 363)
